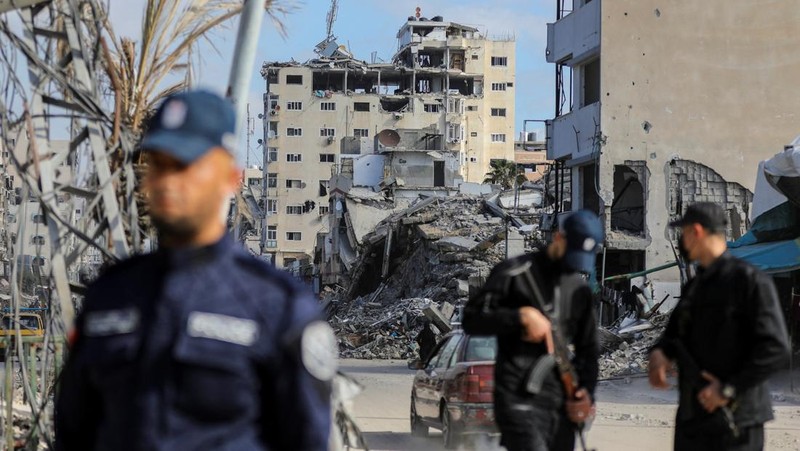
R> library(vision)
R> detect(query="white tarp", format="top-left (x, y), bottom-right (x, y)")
top-left (758, 135), bottom-right (800, 219)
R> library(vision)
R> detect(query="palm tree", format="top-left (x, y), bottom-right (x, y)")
top-left (98, 0), bottom-right (290, 235)
top-left (484, 159), bottom-right (527, 190)
top-left (102, 0), bottom-right (291, 133)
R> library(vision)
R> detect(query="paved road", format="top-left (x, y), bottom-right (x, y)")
top-left (342, 359), bottom-right (800, 451)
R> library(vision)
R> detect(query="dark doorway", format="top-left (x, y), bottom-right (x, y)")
top-left (433, 161), bottom-right (445, 187)
top-left (611, 165), bottom-right (645, 233)
top-left (581, 163), bottom-right (600, 213)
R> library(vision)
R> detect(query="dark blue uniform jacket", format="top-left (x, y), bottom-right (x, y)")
top-left (55, 235), bottom-right (331, 450)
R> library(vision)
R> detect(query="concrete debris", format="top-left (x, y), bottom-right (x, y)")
top-left (423, 304), bottom-right (453, 334)
top-left (330, 298), bottom-right (443, 359)
top-left (435, 236), bottom-right (480, 252)
top-left (599, 314), bottom-right (669, 379)
top-left (325, 194), bottom-right (548, 359)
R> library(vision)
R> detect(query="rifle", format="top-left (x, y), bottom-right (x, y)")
top-left (668, 339), bottom-right (740, 439)
top-left (517, 265), bottom-right (595, 451)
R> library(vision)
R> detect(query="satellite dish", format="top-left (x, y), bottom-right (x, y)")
top-left (377, 129), bottom-right (401, 147)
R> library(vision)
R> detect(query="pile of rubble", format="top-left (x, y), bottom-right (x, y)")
top-left (327, 194), bottom-right (547, 359)
top-left (598, 314), bottom-right (669, 379)
top-left (330, 298), bottom-right (434, 359)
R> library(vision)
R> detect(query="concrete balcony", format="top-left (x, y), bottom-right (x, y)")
top-left (546, 101), bottom-right (600, 162)
top-left (546, 0), bottom-right (600, 65)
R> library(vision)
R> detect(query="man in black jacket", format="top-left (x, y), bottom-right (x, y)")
top-left (649, 202), bottom-right (790, 451)
top-left (463, 210), bottom-right (602, 451)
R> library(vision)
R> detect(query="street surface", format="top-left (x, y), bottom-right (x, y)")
top-left (342, 359), bottom-right (800, 451)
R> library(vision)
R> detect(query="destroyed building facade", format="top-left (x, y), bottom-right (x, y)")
top-left (546, 0), bottom-right (800, 292)
top-left (259, 15), bottom-right (515, 270)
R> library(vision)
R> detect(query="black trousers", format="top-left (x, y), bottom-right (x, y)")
top-left (674, 423), bottom-right (764, 451)
top-left (495, 400), bottom-right (575, 451)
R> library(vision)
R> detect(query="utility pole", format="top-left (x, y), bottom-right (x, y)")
top-left (246, 103), bottom-right (252, 167)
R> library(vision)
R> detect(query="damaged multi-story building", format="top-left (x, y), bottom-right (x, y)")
top-left (259, 14), bottom-right (515, 270)
top-left (545, 0), bottom-right (800, 294)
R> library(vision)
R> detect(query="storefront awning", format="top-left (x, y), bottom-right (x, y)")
top-left (728, 238), bottom-right (800, 274)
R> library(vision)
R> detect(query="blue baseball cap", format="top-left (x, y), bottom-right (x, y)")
top-left (140, 90), bottom-right (237, 164)
top-left (560, 210), bottom-right (604, 274)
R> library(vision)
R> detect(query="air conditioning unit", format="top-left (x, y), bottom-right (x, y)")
top-left (393, 112), bottom-right (404, 119)
top-left (326, 136), bottom-right (335, 144)
top-left (270, 109), bottom-right (277, 116)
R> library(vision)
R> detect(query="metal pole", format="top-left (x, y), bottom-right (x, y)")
top-left (260, 88), bottom-right (270, 257)
top-left (4, 351), bottom-right (12, 451)
top-left (600, 246), bottom-right (607, 326)
top-left (27, 343), bottom-right (36, 405)
top-left (227, 0), bottom-right (266, 164)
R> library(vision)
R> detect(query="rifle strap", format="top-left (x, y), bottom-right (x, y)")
top-left (519, 264), bottom-right (565, 327)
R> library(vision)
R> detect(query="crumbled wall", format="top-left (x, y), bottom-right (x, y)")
top-left (667, 159), bottom-right (753, 239)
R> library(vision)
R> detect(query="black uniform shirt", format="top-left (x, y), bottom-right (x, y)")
top-left (654, 252), bottom-right (790, 427)
top-left (462, 250), bottom-right (599, 408)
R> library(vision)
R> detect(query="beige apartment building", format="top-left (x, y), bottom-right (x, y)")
top-left (546, 0), bottom-right (800, 292)
top-left (260, 15), bottom-right (515, 269)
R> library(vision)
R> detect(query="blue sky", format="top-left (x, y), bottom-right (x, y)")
top-left (110, 0), bottom-right (554, 159)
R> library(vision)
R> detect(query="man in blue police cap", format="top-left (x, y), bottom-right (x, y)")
top-left (55, 90), bottom-right (334, 450)
top-left (463, 210), bottom-right (603, 451)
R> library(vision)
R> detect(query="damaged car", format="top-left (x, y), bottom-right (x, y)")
top-left (409, 329), bottom-right (498, 448)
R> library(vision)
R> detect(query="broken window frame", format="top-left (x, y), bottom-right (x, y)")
top-left (447, 98), bottom-right (465, 114)
top-left (447, 124), bottom-right (465, 143)
top-left (354, 102), bottom-right (370, 112)
top-left (268, 148), bottom-right (278, 162)
top-left (423, 103), bottom-right (441, 113)
top-left (286, 74), bottom-right (303, 85)
top-left (319, 205), bottom-right (330, 216)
